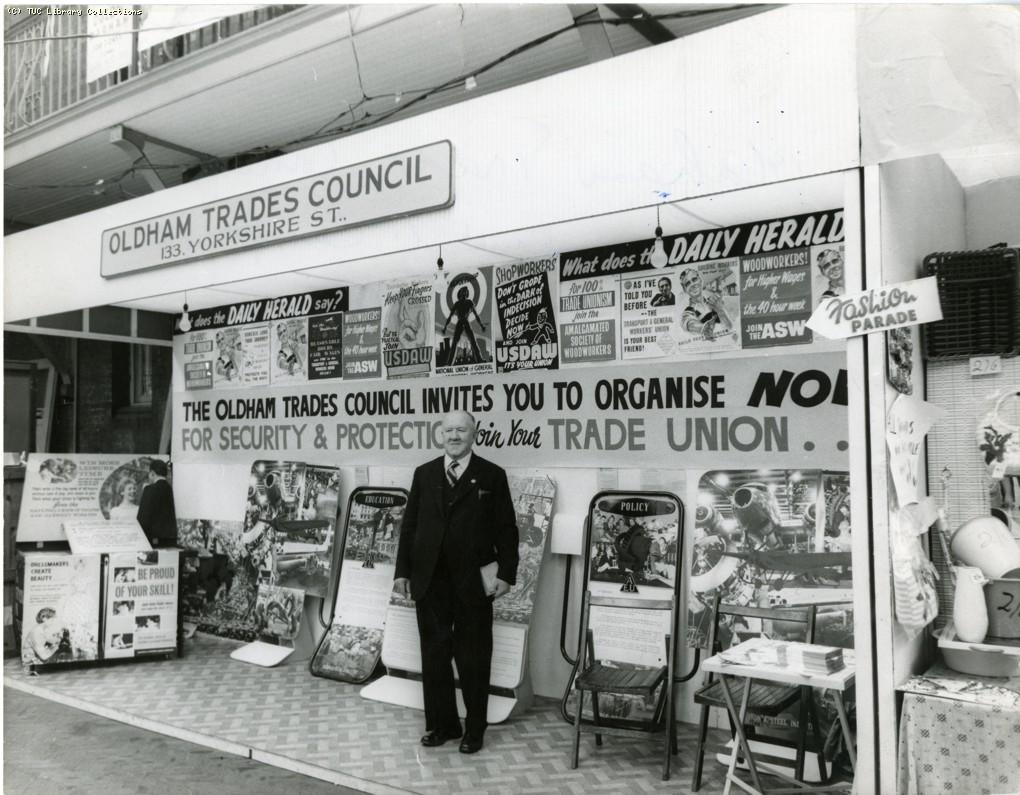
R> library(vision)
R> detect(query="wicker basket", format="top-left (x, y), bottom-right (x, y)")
top-left (923, 247), bottom-right (1019, 361)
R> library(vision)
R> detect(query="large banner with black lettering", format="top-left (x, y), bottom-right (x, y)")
top-left (173, 352), bottom-right (848, 470)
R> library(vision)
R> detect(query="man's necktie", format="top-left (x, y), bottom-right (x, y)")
top-left (446, 460), bottom-right (459, 487)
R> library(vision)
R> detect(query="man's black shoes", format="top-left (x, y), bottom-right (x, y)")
top-left (420, 729), bottom-right (462, 747)
top-left (458, 736), bottom-right (484, 754)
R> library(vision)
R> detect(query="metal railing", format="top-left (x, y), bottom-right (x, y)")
top-left (4, 5), bottom-right (297, 135)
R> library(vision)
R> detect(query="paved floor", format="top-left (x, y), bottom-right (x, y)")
top-left (3, 688), bottom-right (363, 794)
top-left (5, 633), bottom-right (725, 794)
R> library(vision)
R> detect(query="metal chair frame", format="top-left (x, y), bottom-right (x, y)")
top-left (690, 594), bottom-right (828, 791)
top-left (571, 591), bottom-right (679, 781)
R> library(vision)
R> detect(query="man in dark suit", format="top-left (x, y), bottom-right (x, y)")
top-left (137, 459), bottom-right (177, 545)
top-left (394, 410), bottom-right (518, 754)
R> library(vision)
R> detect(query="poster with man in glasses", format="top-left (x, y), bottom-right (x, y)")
top-left (675, 259), bottom-right (741, 352)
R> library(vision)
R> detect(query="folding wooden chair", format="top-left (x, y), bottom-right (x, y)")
top-left (690, 595), bottom-right (827, 791)
top-left (571, 591), bottom-right (679, 781)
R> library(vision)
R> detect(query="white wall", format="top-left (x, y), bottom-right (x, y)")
top-left (872, 154), bottom-right (965, 790)
top-left (4, 4), bottom-right (859, 320)
top-left (966, 176), bottom-right (1020, 248)
top-left (857, 4), bottom-right (1020, 167)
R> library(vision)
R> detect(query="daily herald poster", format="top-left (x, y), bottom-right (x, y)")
top-left (493, 257), bottom-right (559, 373)
top-left (381, 277), bottom-right (433, 379)
top-left (560, 209), bottom-right (844, 354)
top-left (434, 267), bottom-right (495, 376)
top-left (176, 287), bottom-right (349, 390)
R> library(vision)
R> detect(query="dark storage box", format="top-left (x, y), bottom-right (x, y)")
top-left (923, 247), bottom-right (1019, 360)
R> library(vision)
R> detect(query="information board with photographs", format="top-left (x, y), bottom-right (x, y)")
top-left (18, 453), bottom-right (171, 543)
top-left (241, 460), bottom-right (340, 598)
top-left (104, 549), bottom-right (180, 659)
top-left (312, 487), bottom-right (408, 683)
top-left (687, 469), bottom-right (854, 651)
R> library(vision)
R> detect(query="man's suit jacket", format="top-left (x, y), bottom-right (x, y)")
top-left (396, 454), bottom-right (518, 602)
top-left (137, 479), bottom-right (177, 543)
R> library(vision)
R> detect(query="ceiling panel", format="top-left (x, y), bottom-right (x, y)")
top-left (5, 4), bottom-right (780, 232)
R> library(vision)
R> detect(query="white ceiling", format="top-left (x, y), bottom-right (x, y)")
top-left (4, 4), bottom-right (771, 227)
top-left (114, 171), bottom-right (845, 314)
top-left (941, 141), bottom-right (1020, 189)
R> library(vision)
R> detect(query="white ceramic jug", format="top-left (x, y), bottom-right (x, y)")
top-left (950, 516), bottom-right (1020, 579)
top-left (953, 566), bottom-right (989, 643)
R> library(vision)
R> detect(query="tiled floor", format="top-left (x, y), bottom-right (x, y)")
top-left (4, 634), bottom-right (731, 794)
top-left (4, 687), bottom-right (362, 795)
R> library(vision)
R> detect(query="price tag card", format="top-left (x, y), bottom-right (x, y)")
top-left (969, 356), bottom-right (1003, 377)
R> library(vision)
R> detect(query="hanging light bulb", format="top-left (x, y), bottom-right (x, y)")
top-left (650, 205), bottom-right (668, 269)
top-left (178, 299), bottom-right (192, 333)
top-left (434, 246), bottom-right (446, 283)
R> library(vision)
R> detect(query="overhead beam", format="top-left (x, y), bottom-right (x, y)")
top-left (605, 4), bottom-right (676, 45)
top-left (109, 125), bottom-right (215, 193)
top-left (569, 5), bottom-right (615, 64)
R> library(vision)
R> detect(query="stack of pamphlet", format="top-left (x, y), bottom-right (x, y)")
top-left (720, 638), bottom-right (788, 667)
top-left (797, 644), bottom-right (845, 674)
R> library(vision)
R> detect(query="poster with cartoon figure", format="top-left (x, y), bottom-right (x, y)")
top-left (434, 268), bottom-right (495, 376)
top-left (381, 278), bottom-right (433, 378)
top-left (270, 317), bottom-right (308, 384)
top-left (213, 328), bottom-right (244, 387)
top-left (493, 257), bottom-right (559, 373)
top-left (811, 243), bottom-right (846, 305)
top-left (588, 493), bottom-right (681, 600)
top-left (674, 259), bottom-right (741, 353)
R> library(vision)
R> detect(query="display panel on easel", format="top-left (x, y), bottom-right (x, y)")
top-left (311, 487), bottom-right (407, 683)
top-left (177, 461), bottom-right (340, 641)
top-left (565, 491), bottom-right (684, 727)
top-left (364, 473), bottom-right (555, 718)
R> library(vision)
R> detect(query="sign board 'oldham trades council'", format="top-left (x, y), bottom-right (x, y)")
top-left (100, 141), bottom-right (454, 277)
